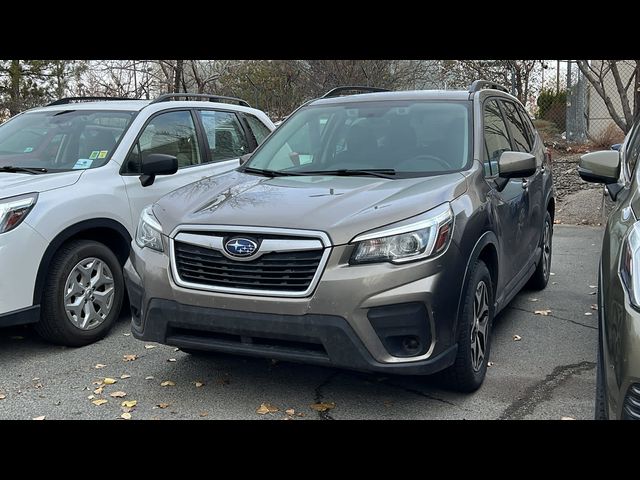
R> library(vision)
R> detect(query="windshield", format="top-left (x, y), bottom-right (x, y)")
top-left (244, 100), bottom-right (471, 178)
top-left (0, 109), bottom-right (136, 172)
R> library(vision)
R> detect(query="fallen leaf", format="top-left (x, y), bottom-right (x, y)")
top-left (256, 403), bottom-right (279, 415)
top-left (310, 402), bottom-right (336, 412)
top-left (173, 348), bottom-right (180, 352)
top-left (585, 312), bottom-right (593, 316)
top-left (487, 362), bottom-right (494, 367)
top-left (157, 403), bottom-right (170, 409)
top-left (513, 335), bottom-right (522, 341)
top-left (123, 333), bottom-right (131, 337)
top-left (32, 416), bottom-right (45, 420)
top-left (591, 304), bottom-right (598, 310)
top-left (194, 381), bottom-right (204, 388)
top-left (87, 395), bottom-right (95, 400)
top-left (121, 400), bottom-right (137, 408)
top-left (120, 374), bottom-right (131, 379)
top-left (145, 376), bottom-right (154, 380)
top-left (528, 298), bottom-right (539, 302)
top-left (383, 401), bottom-right (393, 408)
top-left (589, 291), bottom-right (597, 295)
top-left (34, 383), bottom-right (43, 389)
top-left (94, 363), bottom-right (107, 369)
top-left (561, 416), bottom-right (575, 420)
top-left (550, 272), bottom-right (556, 276)
top-left (199, 412), bottom-right (208, 417)
top-left (160, 381), bottom-right (175, 387)
top-left (92, 399), bottom-right (108, 406)
top-left (103, 378), bottom-right (117, 385)
top-left (296, 413), bottom-right (305, 417)
top-left (121, 407), bottom-right (134, 413)
top-left (121, 412), bottom-right (132, 420)
top-left (589, 285), bottom-right (597, 289)
top-left (285, 408), bottom-right (295, 416)
top-left (0, 394), bottom-right (6, 400)
top-left (552, 281), bottom-right (558, 285)
top-left (144, 345), bottom-right (156, 350)
top-left (167, 358), bottom-right (177, 362)
top-left (93, 387), bottom-right (104, 395)
top-left (534, 310), bottom-right (552, 316)
top-left (109, 391), bottom-right (127, 398)
top-left (123, 354), bottom-right (138, 362)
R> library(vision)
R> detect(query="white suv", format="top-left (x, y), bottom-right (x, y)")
top-left (0, 94), bottom-right (274, 346)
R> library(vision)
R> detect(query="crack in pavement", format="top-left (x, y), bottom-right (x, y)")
top-left (498, 361), bottom-right (595, 420)
top-left (313, 371), bottom-right (340, 420)
top-left (507, 305), bottom-right (597, 330)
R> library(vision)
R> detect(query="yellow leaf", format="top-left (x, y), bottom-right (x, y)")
top-left (285, 408), bottom-right (295, 416)
top-left (0, 394), bottom-right (6, 400)
top-left (103, 378), bottom-right (117, 385)
top-left (92, 399), bottom-right (108, 406)
top-left (199, 412), bottom-right (208, 417)
top-left (94, 363), bottom-right (107, 369)
top-left (157, 403), bottom-right (170, 409)
top-left (121, 400), bottom-right (137, 408)
top-left (256, 403), bottom-right (279, 415)
top-left (513, 335), bottom-right (522, 341)
top-left (194, 381), bottom-right (204, 388)
top-left (144, 345), bottom-right (156, 350)
top-left (160, 380), bottom-right (175, 387)
top-left (120, 374), bottom-right (131, 379)
top-left (121, 412), bottom-right (132, 420)
top-left (123, 354), bottom-right (138, 362)
top-left (109, 391), bottom-right (127, 398)
top-left (310, 402), bottom-right (336, 412)
top-left (93, 386), bottom-right (104, 395)
top-left (32, 416), bottom-right (46, 420)
top-left (534, 310), bottom-right (552, 316)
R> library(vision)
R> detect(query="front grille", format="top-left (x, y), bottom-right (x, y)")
top-left (623, 383), bottom-right (640, 420)
top-left (174, 241), bottom-right (323, 293)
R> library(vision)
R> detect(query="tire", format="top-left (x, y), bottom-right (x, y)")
top-left (35, 239), bottom-right (124, 347)
top-left (528, 211), bottom-right (553, 290)
top-left (595, 270), bottom-right (608, 420)
top-left (443, 259), bottom-right (494, 392)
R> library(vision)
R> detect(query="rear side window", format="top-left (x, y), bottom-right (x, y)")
top-left (516, 103), bottom-right (536, 147)
top-left (244, 114), bottom-right (272, 145)
top-left (198, 110), bottom-right (249, 162)
top-left (501, 101), bottom-right (532, 152)
top-left (625, 126), bottom-right (640, 177)
top-left (483, 99), bottom-right (511, 176)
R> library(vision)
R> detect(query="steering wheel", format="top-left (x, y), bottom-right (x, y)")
top-left (400, 154), bottom-right (451, 171)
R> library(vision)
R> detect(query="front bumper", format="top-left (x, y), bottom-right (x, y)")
top-left (0, 222), bottom-right (48, 317)
top-left (125, 234), bottom-right (466, 374)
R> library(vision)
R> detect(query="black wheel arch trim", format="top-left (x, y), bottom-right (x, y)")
top-left (32, 218), bottom-right (132, 305)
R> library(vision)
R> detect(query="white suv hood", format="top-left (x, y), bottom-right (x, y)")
top-left (0, 170), bottom-right (83, 198)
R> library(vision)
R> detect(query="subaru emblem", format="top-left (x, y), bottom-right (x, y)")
top-left (224, 238), bottom-right (258, 257)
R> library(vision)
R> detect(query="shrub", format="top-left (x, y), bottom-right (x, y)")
top-left (536, 89), bottom-right (567, 132)
top-left (589, 122), bottom-right (625, 149)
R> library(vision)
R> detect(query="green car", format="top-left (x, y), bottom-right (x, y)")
top-left (578, 132), bottom-right (640, 420)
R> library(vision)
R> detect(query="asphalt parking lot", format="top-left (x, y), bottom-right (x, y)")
top-left (0, 225), bottom-right (602, 420)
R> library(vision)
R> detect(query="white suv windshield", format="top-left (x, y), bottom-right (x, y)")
top-left (0, 109), bottom-right (136, 172)
top-left (245, 100), bottom-right (471, 178)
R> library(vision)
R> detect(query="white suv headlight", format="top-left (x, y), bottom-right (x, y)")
top-left (621, 220), bottom-right (640, 308)
top-left (135, 205), bottom-right (164, 252)
top-left (0, 193), bottom-right (38, 234)
top-left (350, 203), bottom-right (453, 264)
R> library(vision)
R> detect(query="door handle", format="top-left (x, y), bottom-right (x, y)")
top-left (522, 178), bottom-right (529, 190)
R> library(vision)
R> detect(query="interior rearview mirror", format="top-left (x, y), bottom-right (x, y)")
top-left (498, 151), bottom-right (537, 179)
top-left (139, 153), bottom-right (178, 187)
top-left (578, 150), bottom-right (622, 200)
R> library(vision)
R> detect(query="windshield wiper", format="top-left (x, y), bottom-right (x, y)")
top-left (0, 166), bottom-right (48, 174)
top-left (298, 168), bottom-right (396, 179)
top-left (241, 167), bottom-right (308, 177)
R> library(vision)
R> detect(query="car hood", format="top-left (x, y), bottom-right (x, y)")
top-left (154, 170), bottom-right (468, 245)
top-left (0, 170), bottom-right (84, 199)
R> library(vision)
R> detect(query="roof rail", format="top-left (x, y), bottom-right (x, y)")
top-left (47, 96), bottom-right (133, 106)
top-left (468, 80), bottom-right (510, 94)
top-left (321, 86), bottom-right (390, 99)
top-left (150, 93), bottom-right (251, 108)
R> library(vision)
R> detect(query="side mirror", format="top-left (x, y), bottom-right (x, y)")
top-left (611, 143), bottom-right (623, 151)
top-left (139, 154), bottom-right (178, 187)
top-left (578, 150), bottom-right (622, 200)
top-left (498, 151), bottom-right (537, 179)
top-left (239, 153), bottom-right (252, 166)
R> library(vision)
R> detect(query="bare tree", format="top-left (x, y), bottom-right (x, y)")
top-left (577, 60), bottom-right (640, 133)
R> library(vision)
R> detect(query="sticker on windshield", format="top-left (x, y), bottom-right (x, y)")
top-left (73, 159), bottom-right (94, 170)
top-left (89, 151), bottom-right (100, 160)
top-left (23, 147), bottom-right (33, 153)
top-left (98, 150), bottom-right (108, 159)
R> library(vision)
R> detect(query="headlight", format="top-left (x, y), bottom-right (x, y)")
top-left (621, 220), bottom-right (640, 308)
top-left (350, 203), bottom-right (453, 264)
top-left (135, 205), bottom-right (164, 252)
top-left (0, 193), bottom-right (38, 234)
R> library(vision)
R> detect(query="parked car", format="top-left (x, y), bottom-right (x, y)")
top-left (578, 125), bottom-right (640, 419)
top-left (0, 94), bottom-right (275, 346)
top-left (126, 82), bottom-right (554, 392)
